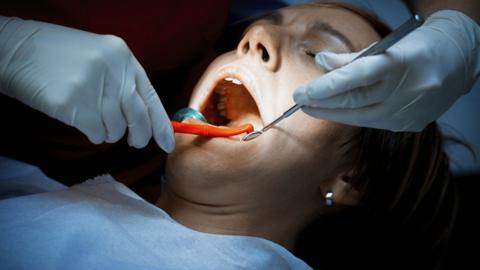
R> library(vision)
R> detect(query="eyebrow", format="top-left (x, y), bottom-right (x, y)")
top-left (253, 11), bottom-right (355, 52)
top-left (307, 21), bottom-right (355, 51)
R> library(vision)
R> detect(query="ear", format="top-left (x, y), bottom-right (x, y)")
top-left (319, 170), bottom-right (362, 207)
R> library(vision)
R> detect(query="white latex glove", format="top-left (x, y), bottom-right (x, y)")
top-left (0, 16), bottom-right (175, 152)
top-left (293, 10), bottom-right (480, 132)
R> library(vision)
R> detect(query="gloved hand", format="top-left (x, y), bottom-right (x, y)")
top-left (293, 10), bottom-right (480, 132)
top-left (0, 16), bottom-right (175, 152)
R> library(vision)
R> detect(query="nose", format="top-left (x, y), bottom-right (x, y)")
top-left (237, 24), bottom-right (281, 71)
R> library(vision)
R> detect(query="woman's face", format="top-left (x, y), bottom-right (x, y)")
top-left (166, 5), bottom-right (380, 206)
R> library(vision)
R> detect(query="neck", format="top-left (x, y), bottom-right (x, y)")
top-left (156, 185), bottom-right (304, 250)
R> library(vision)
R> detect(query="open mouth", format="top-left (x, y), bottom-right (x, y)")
top-left (200, 76), bottom-right (262, 128)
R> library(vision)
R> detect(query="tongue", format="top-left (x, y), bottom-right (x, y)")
top-left (223, 83), bottom-right (259, 122)
top-left (226, 113), bottom-right (263, 130)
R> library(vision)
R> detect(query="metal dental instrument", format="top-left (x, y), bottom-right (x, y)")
top-left (242, 14), bottom-right (424, 142)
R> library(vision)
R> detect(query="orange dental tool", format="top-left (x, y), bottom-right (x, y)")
top-left (171, 121), bottom-right (254, 137)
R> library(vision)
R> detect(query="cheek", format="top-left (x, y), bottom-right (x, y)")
top-left (268, 118), bottom-right (346, 175)
top-left (279, 35), bottom-right (348, 92)
top-left (279, 57), bottom-right (325, 95)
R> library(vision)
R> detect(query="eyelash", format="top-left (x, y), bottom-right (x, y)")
top-left (305, 50), bottom-right (315, 58)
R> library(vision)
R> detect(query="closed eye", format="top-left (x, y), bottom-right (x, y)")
top-left (305, 50), bottom-right (315, 58)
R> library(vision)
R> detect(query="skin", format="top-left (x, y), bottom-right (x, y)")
top-left (157, 5), bottom-right (381, 250)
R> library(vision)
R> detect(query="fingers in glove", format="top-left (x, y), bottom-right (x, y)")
top-left (134, 59), bottom-right (175, 153)
top-left (102, 97), bottom-right (127, 143)
top-left (73, 109), bottom-right (107, 144)
top-left (300, 103), bottom-right (386, 128)
top-left (301, 80), bottom-right (387, 109)
top-left (294, 53), bottom-right (389, 104)
top-left (314, 43), bottom-right (374, 70)
top-left (121, 84), bottom-right (152, 148)
top-left (315, 51), bottom-right (358, 70)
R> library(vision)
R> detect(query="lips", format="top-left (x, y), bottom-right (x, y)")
top-left (199, 75), bottom-right (263, 129)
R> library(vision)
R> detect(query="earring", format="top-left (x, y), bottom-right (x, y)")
top-left (325, 191), bottom-right (334, 208)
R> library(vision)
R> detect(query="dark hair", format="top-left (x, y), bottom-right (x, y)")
top-left (295, 124), bottom-right (458, 270)
top-left (293, 3), bottom-right (458, 270)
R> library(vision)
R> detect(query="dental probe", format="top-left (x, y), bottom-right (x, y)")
top-left (242, 14), bottom-right (424, 142)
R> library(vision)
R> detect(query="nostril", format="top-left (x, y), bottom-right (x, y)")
top-left (242, 42), bottom-right (250, 54)
top-left (258, 44), bottom-right (270, 62)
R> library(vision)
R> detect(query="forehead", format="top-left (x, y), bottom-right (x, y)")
top-left (275, 5), bottom-right (381, 50)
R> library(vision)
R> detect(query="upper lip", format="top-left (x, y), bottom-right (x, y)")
top-left (193, 65), bottom-right (265, 125)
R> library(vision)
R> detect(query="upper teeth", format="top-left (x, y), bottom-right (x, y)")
top-left (225, 77), bottom-right (242, 85)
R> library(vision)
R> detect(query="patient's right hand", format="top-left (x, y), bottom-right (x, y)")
top-left (0, 16), bottom-right (175, 152)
